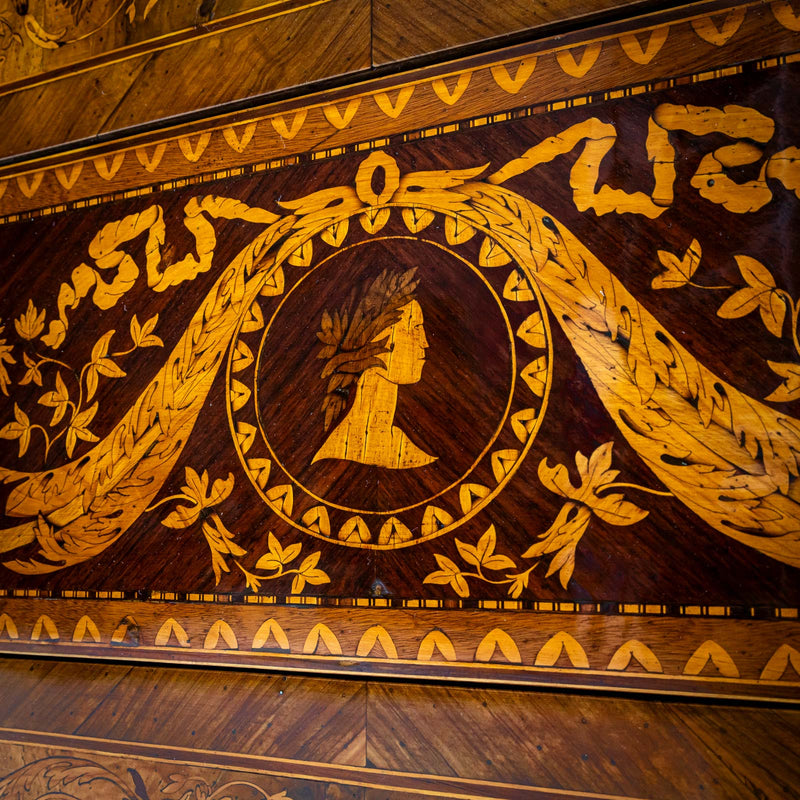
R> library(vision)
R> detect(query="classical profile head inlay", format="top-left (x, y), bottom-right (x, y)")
top-left (313, 267), bottom-right (436, 469)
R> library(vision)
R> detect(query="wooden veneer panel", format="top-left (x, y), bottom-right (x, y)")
top-left (0, 657), bottom-right (797, 799)
top-left (366, 682), bottom-right (800, 798)
top-left (0, 0), bottom-right (371, 160)
top-left (1, 0), bottom-right (796, 218)
top-left (372, 0), bottom-right (656, 64)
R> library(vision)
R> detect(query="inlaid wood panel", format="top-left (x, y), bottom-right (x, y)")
top-left (0, 0), bottom-right (798, 699)
top-left (0, 659), bottom-right (367, 764)
top-left (0, 600), bottom-right (797, 699)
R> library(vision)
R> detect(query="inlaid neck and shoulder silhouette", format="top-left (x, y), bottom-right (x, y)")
top-left (312, 268), bottom-right (437, 469)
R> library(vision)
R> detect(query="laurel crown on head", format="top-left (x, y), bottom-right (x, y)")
top-left (316, 268), bottom-right (419, 431)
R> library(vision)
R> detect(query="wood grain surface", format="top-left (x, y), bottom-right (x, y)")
top-left (0, 656), bottom-right (797, 799)
top-left (0, 0), bottom-right (318, 86)
top-left (0, 0), bottom-right (371, 161)
top-left (0, 0), bottom-right (657, 91)
top-left (372, 0), bottom-right (653, 64)
top-left (366, 681), bottom-right (800, 798)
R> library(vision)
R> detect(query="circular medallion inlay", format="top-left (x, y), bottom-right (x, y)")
top-left (227, 213), bottom-right (551, 549)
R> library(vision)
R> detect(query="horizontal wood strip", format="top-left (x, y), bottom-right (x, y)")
top-left (0, 0), bottom-right (796, 216)
top-left (0, 730), bottom-right (644, 799)
top-left (0, 657), bottom-right (798, 798)
top-left (0, 598), bottom-right (797, 699)
top-left (0, 658), bottom-right (366, 764)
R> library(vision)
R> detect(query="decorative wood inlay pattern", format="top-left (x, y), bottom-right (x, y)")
top-left (0, 0), bottom-right (798, 698)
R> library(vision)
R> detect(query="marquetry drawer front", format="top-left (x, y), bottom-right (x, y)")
top-left (0, 0), bottom-right (798, 699)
